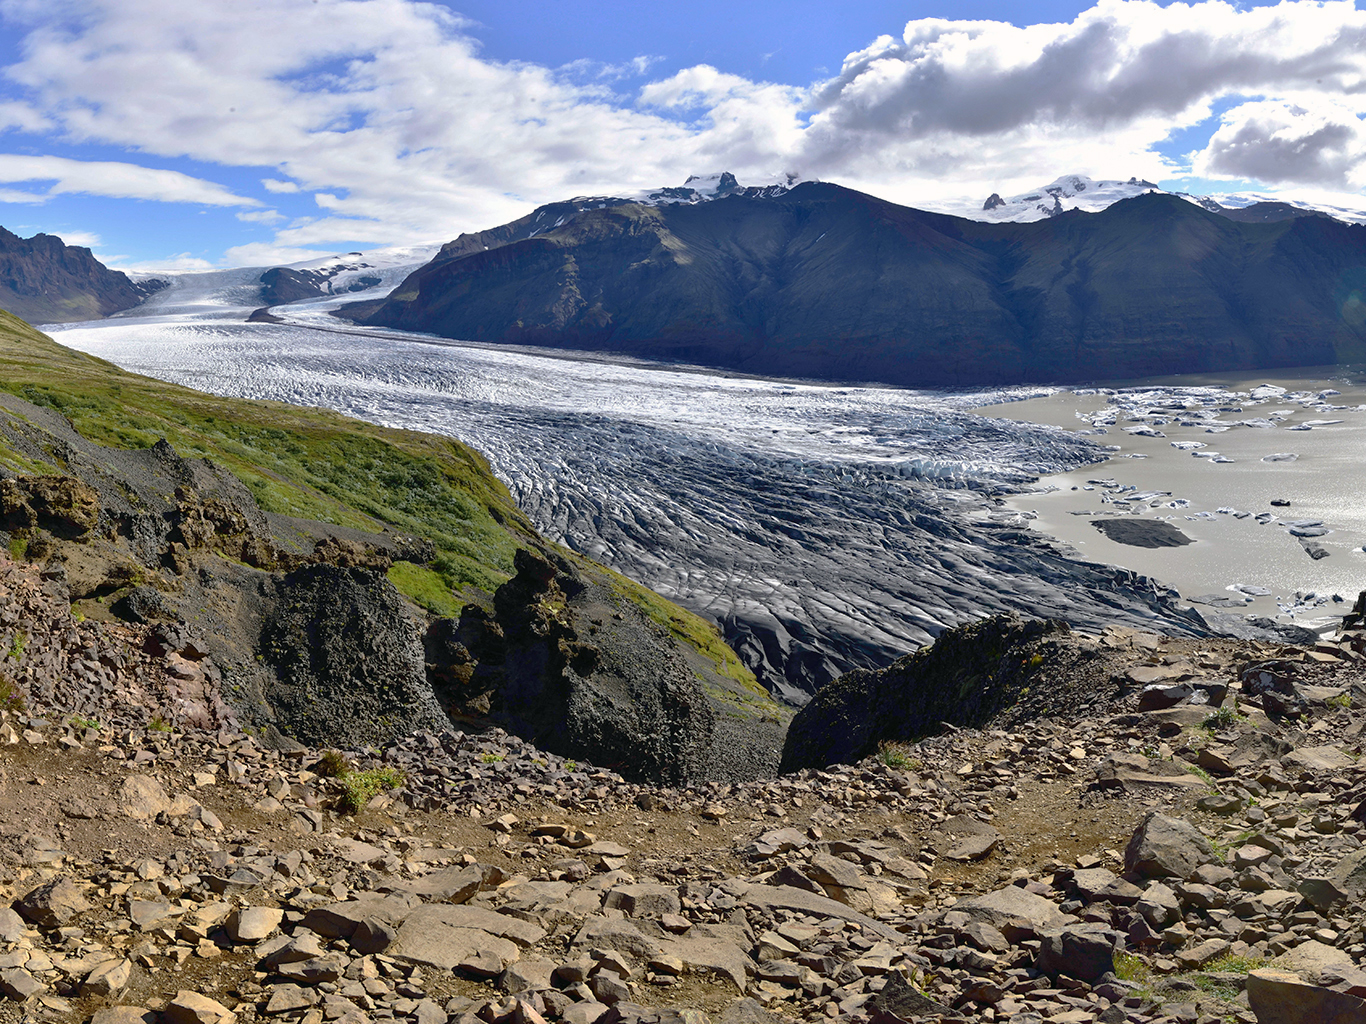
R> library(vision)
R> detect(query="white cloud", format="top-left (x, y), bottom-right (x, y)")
top-left (221, 240), bottom-right (355, 267)
top-left (107, 253), bottom-right (219, 273)
top-left (1194, 99), bottom-right (1366, 188)
top-left (0, 154), bottom-right (262, 206)
top-left (2, 0), bottom-right (1365, 259)
top-left (236, 208), bottom-right (285, 224)
top-left (0, 187), bottom-right (46, 203)
top-left (55, 229), bottom-right (100, 247)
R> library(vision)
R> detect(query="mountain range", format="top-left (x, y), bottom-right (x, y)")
top-left (0, 227), bottom-right (163, 324)
top-left (348, 180), bottom-right (1366, 387)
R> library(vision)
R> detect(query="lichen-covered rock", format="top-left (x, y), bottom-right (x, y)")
top-left (780, 615), bottom-right (1069, 771)
top-left (432, 548), bottom-right (713, 785)
top-left (258, 564), bottom-right (445, 748)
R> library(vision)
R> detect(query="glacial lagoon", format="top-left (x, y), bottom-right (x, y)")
top-left (986, 370), bottom-right (1366, 628)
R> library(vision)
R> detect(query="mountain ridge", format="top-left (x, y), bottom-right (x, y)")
top-left (350, 183), bottom-right (1366, 387)
top-left (0, 227), bottom-right (164, 324)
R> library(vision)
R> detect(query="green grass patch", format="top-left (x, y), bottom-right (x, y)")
top-left (879, 740), bottom-right (922, 770)
top-left (338, 767), bottom-right (405, 814)
top-left (0, 310), bottom-right (529, 593)
top-left (0, 673), bottom-right (25, 714)
top-left (387, 561), bottom-right (462, 617)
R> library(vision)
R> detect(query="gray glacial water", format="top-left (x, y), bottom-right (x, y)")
top-left (49, 273), bottom-right (1212, 703)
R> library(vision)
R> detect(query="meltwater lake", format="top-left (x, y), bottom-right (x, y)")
top-left (42, 268), bottom-right (1366, 699)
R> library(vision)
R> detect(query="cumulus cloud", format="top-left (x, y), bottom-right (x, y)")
top-left (2, 0), bottom-right (1365, 259)
top-left (792, 0), bottom-right (1366, 196)
top-left (0, 154), bottom-right (262, 206)
top-left (1194, 99), bottom-right (1366, 188)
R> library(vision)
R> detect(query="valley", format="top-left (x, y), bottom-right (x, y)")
top-left (50, 273), bottom-right (1216, 703)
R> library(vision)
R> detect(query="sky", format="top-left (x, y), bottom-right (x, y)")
top-left (1, 0), bottom-right (1365, 271)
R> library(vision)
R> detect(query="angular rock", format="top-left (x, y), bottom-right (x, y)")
top-left (951, 886), bottom-right (1067, 941)
top-left (1124, 812), bottom-right (1215, 880)
top-left (1038, 926), bottom-right (1118, 982)
top-left (14, 876), bottom-right (90, 928)
top-left (1247, 968), bottom-right (1366, 1024)
top-left (602, 883), bottom-right (681, 919)
top-left (227, 906), bottom-right (283, 944)
top-left (113, 774), bottom-right (171, 819)
top-left (82, 958), bottom-right (133, 997)
top-left (162, 991), bottom-right (237, 1024)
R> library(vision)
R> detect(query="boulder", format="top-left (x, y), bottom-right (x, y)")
top-left (258, 564), bottom-right (447, 749)
top-left (439, 549), bottom-right (716, 785)
top-left (1037, 926), bottom-right (1119, 981)
top-left (14, 876), bottom-right (90, 927)
top-left (1124, 813), bottom-right (1215, 880)
top-left (113, 774), bottom-right (171, 820)
top-left (1247, 968), bottom-right (1366, 1024)
top-left (951, 886), bottom-right (1067, 941)
top-left (780, 616), bottom-right (1069, 771)
top-left (162, 991), bottom-right (237, 1024)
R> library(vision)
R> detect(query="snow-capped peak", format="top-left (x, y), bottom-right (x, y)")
top-left (927, 173), bottom-right (1366, 226)
top-left (565, 171), bottom-right (807, 209)
top-left (967, 175), bottom-right (1161, 222)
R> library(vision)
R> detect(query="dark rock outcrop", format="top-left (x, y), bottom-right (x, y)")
top-left (429, 548), bottom-right (714, 784)
top-left (259, 267), bottom-right (326, 305)
top-left (356, 185), bottom-right (1366, 386)
top-left (258, 564), bottom-right (446, 749)
top-left (780, 615), bottom-right (1071, 772)
top-left (0, 226), bottom-right (161, 323)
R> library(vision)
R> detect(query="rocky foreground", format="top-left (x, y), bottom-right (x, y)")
top-left (2, 560), bottom-right (1366, 1024)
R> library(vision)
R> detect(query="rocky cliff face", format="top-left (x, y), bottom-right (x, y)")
top-left (356, 185), bottom-right (1366, 386)
top-left (0, 226), bottom-right (160, 323)
top-left (428, 548), bottom-right (716, 785)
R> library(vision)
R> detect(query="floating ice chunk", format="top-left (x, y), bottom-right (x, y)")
top-left (1286, 423), bottom-right (1313, 431)
top-left (1167, 499), bottom-right (1190, 508)
top-left (1204, 425), bottom-right (1231, 432)
top-left (1302, 419), bottom-right (1343, 426)
top-left (1124, 426), bottom-right (1166, 436)
top-left (1318, 389), bottom-right (1341, 398)
top-left (1250, 384), bottom-right (1287, 399)
top-left (1239, 418), bottom-right (1276, 428)
top-left (1192, 451), bottom-right (1221, 458)
top-left (1171, 441), bottom-right (1205, 450)
top-left (1229, 584), bottom-right (1273, 596)
top-left (1262, 453), bottom-right (1298, 462)
top-left (1212, 456), bottom-right (1234, 463)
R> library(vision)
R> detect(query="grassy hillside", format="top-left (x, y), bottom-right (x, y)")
top-left (0, 309), bottom-right (765, 699)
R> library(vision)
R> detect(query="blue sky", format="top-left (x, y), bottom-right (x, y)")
top-left (0, 0), bottom-right (1363, 270)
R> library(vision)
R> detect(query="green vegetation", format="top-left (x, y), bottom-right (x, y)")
top-left (1112, 951), bottom-right (1152, 987)
top-left (480, 752), bottom-right (504, 764)
top-left (0, 309), bottom-right (528, 593)
top-left (1328, 692), bottom-right (1353, 710)
top-left (0, 673), bottom-right (25, 714)
top-left (6, 533), bottom-right (26, 561)
top-left (315, 749), bottom-right (351, 778)
top-left (7, 630), bottom-right (24, 661)
top-left (387, 561), bottom-right (462, 617)
top-left (69, 715), bottom-right (100, 731)
top-left (879, 740), bottom-right (922, 770)
top-left (1186, 763), bottom-right (1218, 789)
top-left (338, 766), bottom-right (405, 814)
top-left (147, 715), bottom-right (172, 733)
top-left (1202, 704), bottom-right (1245, 731)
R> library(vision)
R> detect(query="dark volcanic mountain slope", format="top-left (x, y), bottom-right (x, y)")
top-left (0, 226), bottom-right (157, 323)
top-left (357, 184), bottom-right (1366, 386)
